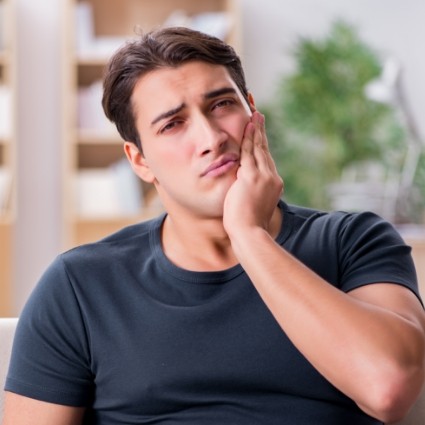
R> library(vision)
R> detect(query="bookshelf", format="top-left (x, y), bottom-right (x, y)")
top-left (0, 0), bottom-right (15, 315)
top-left (62, 0), bottom-right (242, 248)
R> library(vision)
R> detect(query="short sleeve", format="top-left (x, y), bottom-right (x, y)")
top-left (5, 255), bottom-right (94, 406)
top-left (338, 211), bottom-right (421, 304)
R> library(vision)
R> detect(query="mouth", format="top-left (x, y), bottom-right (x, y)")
top-left (201, 153), bottom-right (240, 178)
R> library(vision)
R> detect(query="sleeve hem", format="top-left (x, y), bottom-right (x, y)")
top-left (5, 376), bottom-right (92, 407)
top-left (344, 280), bottom-right (424, 308)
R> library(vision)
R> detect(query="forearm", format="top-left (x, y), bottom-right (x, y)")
top-left (222, 110), bottom-right (425, 420)
top-left (230, 225), bottom-right (425, 421)
top-left (2, 392), bottom-right (85, 425)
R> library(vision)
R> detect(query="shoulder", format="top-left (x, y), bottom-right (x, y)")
top-left (24, 214), bottom-right (165, 305)
top-left (61, 213), bottom-right (165, 265)
top-left (280, 202), bottom-right (417, 292)
top-left (283, 201), bottom-right (402, 243)
top-left (282, 201), bottom-right (411, 264)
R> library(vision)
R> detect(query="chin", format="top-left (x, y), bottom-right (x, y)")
top-left (192, 194), bottom-right (226, 219)
top-left (197, 201), bottom-right (225, 219)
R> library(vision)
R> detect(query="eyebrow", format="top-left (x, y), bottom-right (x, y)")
top-left (151, 103), bottom-right (185, 126)
top-left (203, 87), bottom-right (237, 99)
top-left (150, 87), bottom-right (238, 126)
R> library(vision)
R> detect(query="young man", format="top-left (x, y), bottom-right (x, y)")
top-left (3, 27), bottom-right (425, 425)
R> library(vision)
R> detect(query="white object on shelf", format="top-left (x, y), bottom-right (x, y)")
top-left (0, 167), bottom-right (11, 214)
top-left (190, 12), bottom-right (233, 41)
top-left (0, 85), bottom-right (11, 138)
top-left (163, 10), bottom-right (233, 41)
top-left (163, 10), bottom-right (191, 28)
top-left (75, 159), bottom-right (143, 218)
top-left (91, 36), bottom-right (129, 58)
top-left (78, 80), bottom-right (115, 133)
top-left (76, 168), bottom-right (121, 218)
top-left (75, 2), bottom-right (94, 55)
top-left (75, 2), bottom-right (129, 59)
top-left (327, 162), bottom-right (398, 221)
top-left (111, 158), bottom-right (143, 214)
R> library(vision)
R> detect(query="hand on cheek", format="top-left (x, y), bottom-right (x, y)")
top-left (223, 111), bottom-right (284, 237)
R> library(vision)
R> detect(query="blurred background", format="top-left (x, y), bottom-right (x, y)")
top-left (0, 0), bottom-right (424, 315)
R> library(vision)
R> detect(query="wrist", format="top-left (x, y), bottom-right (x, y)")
top-left (227, 206), bottom-right (282, 256)
top-left (229, 225), bottom-right (273, 259)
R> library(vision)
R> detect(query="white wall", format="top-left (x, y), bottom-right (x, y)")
top-left (13, 0), bottom-right (62, 313)
top-left (11, 0), bottom-right (425, 313)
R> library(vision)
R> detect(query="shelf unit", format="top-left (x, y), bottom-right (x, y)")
top-left (62, 0), bottom-right (241, 248)
top-left (0, 0), bottom-right (15, 315)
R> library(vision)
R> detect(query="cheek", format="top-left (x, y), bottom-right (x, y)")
top-left (145, 144), bottom-right (195, 176)
top-left (228, 115), bottom-right (250, 145)
top-left (163, 143), bottom-right (196, 163)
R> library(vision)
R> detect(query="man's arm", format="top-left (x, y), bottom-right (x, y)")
top-left (224, 112), bottom-right (425, 423)
top-left (2, 392), bottom-right (85, 425)
top-left (230, 228), bottom-right (425, 422)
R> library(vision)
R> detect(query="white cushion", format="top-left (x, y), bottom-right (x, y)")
top-left (0, 318), bottom-right (18, 419)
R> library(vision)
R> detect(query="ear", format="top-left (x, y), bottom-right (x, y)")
top-left (248, 92), bottom-right (256, 112)
top-left (124, 142), bottom-right (156, 184)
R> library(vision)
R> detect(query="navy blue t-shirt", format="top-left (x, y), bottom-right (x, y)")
top-left (5, 201), bottom-right (420, 424)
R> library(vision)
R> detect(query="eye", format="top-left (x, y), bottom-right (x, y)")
top-left (159, 120), bottom-right (182, 134)
top-left (212, 98), bottom-right (237, 110)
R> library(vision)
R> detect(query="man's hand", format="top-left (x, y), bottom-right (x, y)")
top-left (223, 111), bottom-right (283, 237)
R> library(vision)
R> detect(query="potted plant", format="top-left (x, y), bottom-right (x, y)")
top-left (264, 20), bottom-right (405, 215)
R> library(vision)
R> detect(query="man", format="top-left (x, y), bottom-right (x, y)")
top-left (3, 27), bottom-right (425, 425)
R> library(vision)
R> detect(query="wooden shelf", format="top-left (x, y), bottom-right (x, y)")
top-left (0, 219), bottom-right (12, 314)
top-left (77, 129), bottom-right (122, 144)
top-left (74, 56), bottom-right (110, 66)
top-left (74, 207), bottom-right (163, 245)
top-left (0, 0), bottom-right (15, 316)
top-left (63, 0), bottom-right (241, 248)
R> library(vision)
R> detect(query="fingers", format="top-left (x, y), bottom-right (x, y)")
top-left (250, 112), bottom-right (277, 172)
top-left (240, 111), bottom-right (279, 175)
top-left (239, 120), bottom-right (255, 168)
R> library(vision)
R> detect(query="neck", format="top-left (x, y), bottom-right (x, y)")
top-left (162, 213), bottom-right (237, 271)
top-left (161, 206), bottom-right (282, 272)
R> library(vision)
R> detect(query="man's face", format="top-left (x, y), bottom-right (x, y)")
top-left (127, 61), bottom-right (254, 219)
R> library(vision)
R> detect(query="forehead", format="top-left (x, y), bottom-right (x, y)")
top-left (131, 62), bottom-right (236, 119)
top-left (136, 61), bottom-right (234, 92)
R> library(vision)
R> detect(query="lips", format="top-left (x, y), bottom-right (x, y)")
top-left (201, 153), bottom-right (240, 177)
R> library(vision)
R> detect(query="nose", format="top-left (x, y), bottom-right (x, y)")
top-left (194, 115), bottom-right (227, 157)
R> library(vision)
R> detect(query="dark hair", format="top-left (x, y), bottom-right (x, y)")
top-left (102, 26), bottom-right (248, 151)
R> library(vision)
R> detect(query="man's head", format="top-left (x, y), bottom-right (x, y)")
top-left (102, 26), bottom-right (249, 152)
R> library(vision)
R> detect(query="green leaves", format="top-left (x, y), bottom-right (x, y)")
top-left (265, 20), bottom-right (404, 209)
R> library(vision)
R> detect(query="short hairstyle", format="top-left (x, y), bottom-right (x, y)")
top-left (102, 26), bottom-right (248, 151)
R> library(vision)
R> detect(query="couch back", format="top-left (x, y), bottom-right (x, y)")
top-left (0, 318), bottom-right (18, 420)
